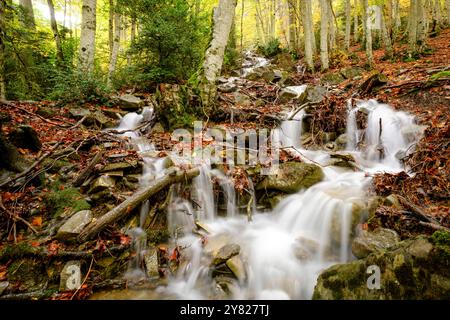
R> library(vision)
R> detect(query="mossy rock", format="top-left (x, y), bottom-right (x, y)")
top-left (256, 162), bottom-right (324, 194)
top-left (43, 186), bottom-right (91, 217)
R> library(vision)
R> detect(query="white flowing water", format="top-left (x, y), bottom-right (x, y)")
top-left (111, 92), bottom-right (423, 299)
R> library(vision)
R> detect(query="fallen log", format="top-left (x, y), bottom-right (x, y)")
top-left (77, 167), bottom-right (200, 242)
top-left (73, 150), bottom-right (104, 187)
top-left (396, 194), bottom-right (441, 225)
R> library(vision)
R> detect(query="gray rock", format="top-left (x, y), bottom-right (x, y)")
top-left (233, 92), bottom-right (251, 106)
top-left (88, 175), bottom-right (116, 194)
top-left (56, 210), bottom-right (93, 240)
top-left (60, 261), bottom-right (82, 291)
top-left (279, 86), bottom-right (307, 103)
top-left (212, 244), bottom-right (241, 265)
top-left (322, 73), bottom-right (345, 85)
top-left (0, 281), bottom-right (8, 296)
top-left (340, 67), bottom-right (365, 79)
top-left (144, 247), bottom-right (160, 278)
top-left (118, 94), bottom-right (145, 111)
top-left (352, 228), bottom-right (400, 259)
top-left (384, 194), bottom-right (402, 209)
top-left (151, 122), bottom-right (165, 134)
top-left (257, 162), bottom-right (324, 193)
top-left (335, 134), bottom-right (348, 148)
top-left (69, 108), bottom-right (91, 119)
top-left (401, 124), bottom-right (427, 143)
top-left (305, 86), bottom-right (328, 103)
top-left (218, 82), bottom-right (238, 93)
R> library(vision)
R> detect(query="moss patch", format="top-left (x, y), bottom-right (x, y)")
top-left (43, 186), bottom-right (90, 217)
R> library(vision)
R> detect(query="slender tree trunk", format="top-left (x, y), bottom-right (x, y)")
top-left (127, 16), bottom-right (136, 66)
top-left (433, 0), bottom-right (442, 26)
top-left (107, 12), bottom-right (121, 86)
top-left (47, 0), bottom-right (64, 66)
top-left (328, 0), bottom-right (336, 51)
top-left (198, 0), bottom-right (237, 111)
top-left (417, 0), bottom-right (427, 50)
top-left (446, 0), bottom-right (450, 24)
top-left (345, 0), bottom-right (351, 50)
top-left (392, 0), bottom-right (400, 41)
top-left (408, 0), bottom-right (418, 54)
top-left (362, 0), bottom-right (373, 67)
top-left (300, 0), bottom-right (314, 71)
top-left (288, 0), bottom-right (296, 50)
top-left (353, 0), bottom-right (359, 42)
top-left (0, 0), bottom-right (5, 99)
top-left (108, 0), bottom-right (114, 60)
top-left (319, 0), bottom-right (329, 70)
top-left (79, 0), bottom-right (97, 72)
top-left (19, 0), bottom-right (36, 29)
top-left (255, 0), bottom-right (266, 43)
top-left (381, 9), bottom-right (393, 58)
top-left (240, 0), bottom-right (244, 51)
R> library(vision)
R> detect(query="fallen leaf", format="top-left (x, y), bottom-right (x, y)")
top-left (32, 216), bottom-right (42, 227)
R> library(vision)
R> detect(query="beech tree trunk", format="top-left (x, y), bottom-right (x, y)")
top-left (19, 0), bottom-right (36, 29)
top-left (381, 5), bottom-right (393, 58)
top-left (362, 0), bottom-right (373, 67)
top-left (198, 0), bottom-right (237, 112)
top-left (319, 0), bottom-right (329, 70)
top-left (300, 0), bottom-right (314, 71)
top-left (79, 0), bottom-right (97, 72)
top-left (408, 0), bottom-right (418, 54)
top-left (345, 0), bottom-right (351, 50)
top-left (288, 0), bottom-right (296, 51)
top-left (108, 0), bottom-right (113, 59)
top-left (107, 11), bottom-right (121, 86)
top-left (353, 0), bottom-right (359, 42)
top-left (47, 0), bottom-right (64, 66)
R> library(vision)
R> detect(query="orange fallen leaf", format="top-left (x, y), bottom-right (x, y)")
top-left (32, 216), bottom-right (43, 227)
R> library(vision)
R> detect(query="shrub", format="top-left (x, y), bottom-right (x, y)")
top-left (257, 38), bottom-right (283, 58)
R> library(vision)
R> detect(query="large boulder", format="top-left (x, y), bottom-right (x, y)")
top-left (257, 162), bottom-right (324, 193)
top-left (56, 210), bottom-right (93, 240)
top-left (313, 232), bottom-right (450, 300)
top-left (322, 73), bottom-right (345, 85)
top-left (352, 228), bottom-right (400, 259)
top-left (278, 85), bottom-right (308, 103)
top-left (340, 67), bottom-right (365, 80)
top-left (9, 125), bottom-right (42, 151)
top-left (118, 94), bottom-right (145, 111)
top-left (212, 244), bottom-right (241, 265)
top-left (305, 85), bottom-right (328, 104)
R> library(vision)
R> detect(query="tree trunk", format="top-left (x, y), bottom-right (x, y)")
top-left (300, 0), bottom-right (314, 71)
top-left (79, 0), bottom-right (97, 72)
top-left (328, 0), bottom-right (336, 51)
top-left (392, 0), bottom-right (400, 41)
top-left (107, 12), bottom-right (121, 86)
top-left (77, 167), bottom-right (200, 242)
top-left (381, 8), bottom-right (393, 59)
top-left (345, 0), bottom-right (351, 50)
top-left (128, 16), bottom-right (136, 66)
top-left (47, 0), bottom-right (64, 66)
top-left (408, 0), bottom-right (418, 54)
top-left (353, 0), bottom-right (359, 42)
top-left (0, 0), bottom-right (5, 100)
top-left (108, 0), bottom-right (113, 59)
top-left (240, 0), bottom-right (244, 51)
top-left (319, 0), bottom-right (329, 70)
top-left (362, 0), bottom-right (374, 67)
top-left (197, 0), bottom-right (237, 112)
top-left (287, 0), bottom-right (297, 51)
top-left (417, 0), bottom-right (427, 50)
top-left (447, 0), bottom-right (450, 24)
top-left (19, 0), bottom-right (36, 29)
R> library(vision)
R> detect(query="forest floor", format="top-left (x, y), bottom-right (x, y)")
top-left (0, 29), bottom-right (449, 299)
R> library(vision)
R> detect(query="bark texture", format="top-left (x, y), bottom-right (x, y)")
top-left (79, 0), bottom-right (97, 72)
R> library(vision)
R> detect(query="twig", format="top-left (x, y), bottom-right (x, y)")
top-left (0, 196), bottom-right (37, 234)
top-left (70, 256), bottom-right (94, 300)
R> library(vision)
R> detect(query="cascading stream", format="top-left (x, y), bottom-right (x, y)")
top-left (110, 56), bottom-right (424, 300)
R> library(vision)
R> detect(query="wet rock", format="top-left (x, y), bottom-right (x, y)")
top-left (0, 281), bottom-right (8, 296)
top-left (204, 234), bottom-right (232, 257)
top-left (233, 92), bottom-right (252, 106)
top-left (151, 122), bottom-right (165, 134)
top-left (118, 94), bottom-right (145, 111)
top-left (212, 244), bottom-right (241, 265)
top-left (9, 125), bottom-right (42, 151)
top-left (322, 73), bottom-right (345, 85)
top-left (101, 161), bottom-right (138, 173)
top-left (102, 108), bottom-right (128, 118)
top-left (273, 52), bottom-right (295, 71)
top-left (56, 210), bottom-right (93, 240)
top-left (69, 108), bottom-right (91, 120)
top-left (60, 261), bottom-right (82, 291)
top-left (329, 153), bottom-right (358, 169)
top-left (340, 67), bottom-right (365, 79)
top-left (226, 255), bottom-right (246, 282)
top-left (214, 275), bottom-right (239, 297)
top-left (401, 124), bottom-right (427, 143)
top-left (335, 134), bottom-right (348, 149)
top-left (352, 228), bottom-right (400, 259)
top-left (8, 259), bottom-right (48, 292)
top-left (278, 85), bottom-right (307, 103)
top-left (384, 194), bottom-right (402, 209)
top-left (86, 110), bottom-right (114, 128)
top-left (313, 235), bottom-right (450, 299)
top-left (144, 247), bottom-right (160, 278)
top-left (88, 175), bottom-right (116, 194)
top-left (257, 162), bottom-right (324, 193)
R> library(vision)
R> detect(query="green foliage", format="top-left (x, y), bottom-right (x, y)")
top-left (47, 70), bottom-right (110, 104)
top-left (119, 0), bottom-right (209, 85)
top-left (257, 37), bottom-right (283, 58)
top-left (431, 231), bottom-right (450, 246)
top-left (429, 71), bottom-right (450, 81)
top-left (43, 183), bottom-right (91, 217)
